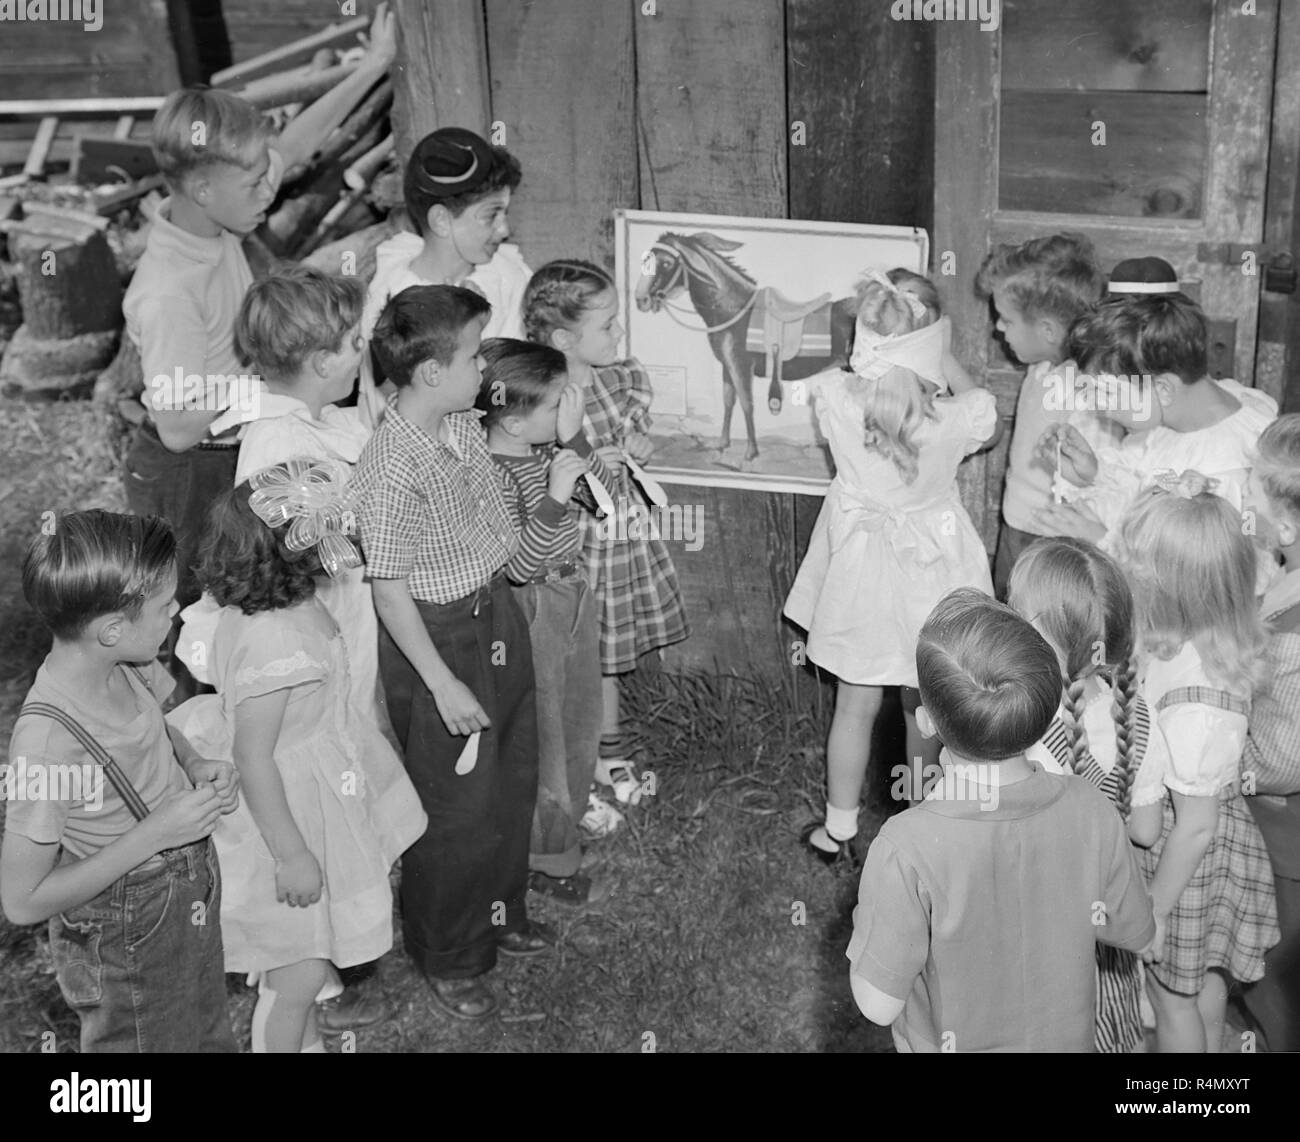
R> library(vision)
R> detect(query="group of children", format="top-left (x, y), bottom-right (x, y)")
top-left (0, 14), bottom-right (1295, 1052)
top-left (782, 234), bottom-right (1295, 1051)
top-left (1, 51), bottom-right (688, 1049)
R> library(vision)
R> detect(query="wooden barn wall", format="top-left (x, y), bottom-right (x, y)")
top-left (472, 0), bottom-right (936, 681)
top-left (0, 0), bottom-right (178, 100)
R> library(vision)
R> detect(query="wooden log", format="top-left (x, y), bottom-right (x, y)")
top-left (9, 228), bottom-right (123, 340)
top-left (390, 0), bottom-right (490, 166)
top-left (0, 98), bottom-right (165, 116)
top-left (787, 0), bottom-right (934, 230)
top-left (282, 49), bottom-right (338, 120)
top-left (484, 0), bottom-right (637, 268)
top-left (302, 219), bottom-right (396, 283)
top-left (22, 118), bottom-right (59, 178)
top-left (233, 61), bottom-right (360, 112)
top-left (113, 117), bottom-right (135, 140)
top-left (211, 15), bottom-right (370, 89)
top-left (95, 174), bottom-right (167, 216)
top-left (305, 79), bottom-right (392, 172)
top-left (343, 135), bottom-right (394, 192)
top-left (22, 202), bottom-right (112, 234)
top-left (1, 228), bottom-right (123, 398)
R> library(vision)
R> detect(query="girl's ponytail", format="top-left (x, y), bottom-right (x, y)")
top-left (1061, 673), bottom-right (1089, 775)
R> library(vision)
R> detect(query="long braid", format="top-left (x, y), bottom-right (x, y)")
top-left (1109, 654), bottom-right (1140, 819)
top-left (1061, 674), bottom-right (1088, 776)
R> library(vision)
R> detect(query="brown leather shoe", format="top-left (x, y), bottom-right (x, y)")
top-left (497, 920), bottom-right (558, 958)
top-left (315, 984), bottom-right (395, 1035)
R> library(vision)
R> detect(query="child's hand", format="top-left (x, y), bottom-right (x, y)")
top-left (556, 383), bottom-right (586, 442)
top-left (547, 448), bottom-right (588, 504)
top-left (431, 677), bottom-right (492, 737)
top-left (185, 758), bottom-right (241, 815)
top-left (275, 849), bottom-right (322, 908)
top-left (145, 786), bottom-right (223, 854)
top-left (358, 2), bottom-right (398, 72)
top-left (596, 445), bottom-right (625, 476)
top-left (1037, 423), bottom-right (1098, 486)
top-left (1030, 501), bottom-right (1107, 542)
top-left (1141, 913), bottom-right (1167, 965)
top-left (625, 432), bottom-right (655, 463)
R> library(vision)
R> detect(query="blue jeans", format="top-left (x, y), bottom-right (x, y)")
top-left (49, 838), bottom-right (236, 1053)
top-left (513, 576), bottom-right (602, 878)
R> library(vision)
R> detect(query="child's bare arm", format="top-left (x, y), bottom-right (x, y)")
top-left (371, 577), bottom-right (490, 735)
top-left (1127, 800), bottom-right (1163, 847)
top-left (165, 724), bottom-right (239, 813)
top-left (0, 788), bottom-right (222, 926)
top-left (1146, 790), bottom-right (1218, 918)
top-left (941, 349), bottom-right (977, 395)
top-left (274, 4), bottom-right (397, 180)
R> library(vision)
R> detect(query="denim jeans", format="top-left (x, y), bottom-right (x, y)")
top-left (513, 576), bottom-right (601, 878)
top-left (48, 838), bottom-right (236, 1053)
top-left (379, 575), bottom-right (538, 979)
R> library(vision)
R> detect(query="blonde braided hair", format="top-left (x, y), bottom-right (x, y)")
top-left (1108, 653), bottom-right (1140, 818)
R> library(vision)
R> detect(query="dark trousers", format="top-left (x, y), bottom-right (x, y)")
top-left (49, 839), bottom-right (235, 1053)
top-left (379, 575), bottom-right (538, 979)
top-left (992, 521), bottom-right (1042, 601)
top-left (123, 423), bottom-right (237, 697)
top-left (1241, 873), bottom-right (1300, 1052)
top-left (513, 576), bottom-right (601, 878)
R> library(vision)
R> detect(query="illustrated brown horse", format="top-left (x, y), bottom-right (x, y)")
top-left (634, 231), bottom-right (856, 462)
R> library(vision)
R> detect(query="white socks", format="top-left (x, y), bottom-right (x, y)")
top-left (825, 804), bottom-right (860, 842)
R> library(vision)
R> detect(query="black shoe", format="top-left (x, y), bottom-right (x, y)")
top-left (800, 822), bottom-right (853, 866)
top-left (497, 920), bottom-right (558, 958)
top-left (528, 869), bottom-right (592, 905)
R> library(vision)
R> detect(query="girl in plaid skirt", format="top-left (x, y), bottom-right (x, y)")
top-left (1009, 537), bottom-right (1172, 1052)
top-left (524, 261), bottom-right (689, 808)
top-left (1115, 476), bottom-right (1280, 1052)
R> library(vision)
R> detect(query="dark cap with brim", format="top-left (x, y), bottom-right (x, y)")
top-left (1108, 256), bottom-right (1180, 295)
top-left (409, 127), bottom-right (494, 199)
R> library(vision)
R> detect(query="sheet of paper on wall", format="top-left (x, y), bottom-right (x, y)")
top-left (615, 208), bottom-right (929, 496)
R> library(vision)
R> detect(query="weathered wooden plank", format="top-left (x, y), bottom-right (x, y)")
top-left (1261, 0), bottom-right (1300, 409)
top-left (1000, 0), bottom-right (1211, 93)
top-left (390, 0), bottom-right (490, 169)
top-left (634, 0), bottom-right (786, 218)
top-left (484, 0), bottom-right (637, 268)
top-left (218, 0), bottom-right (376, 68)
top-left (786, 0), bottom-right (934, 231)
top-left (999, 91), bottom-right (1207, 219)
top-left (211, 15), bottom-right (370, 87)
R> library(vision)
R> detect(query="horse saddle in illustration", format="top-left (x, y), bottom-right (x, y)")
top-left (746, 286), bottom-right (834, 384)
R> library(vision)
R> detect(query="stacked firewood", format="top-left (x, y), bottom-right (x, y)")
top-left (0, 15), bottom-right (403, 404)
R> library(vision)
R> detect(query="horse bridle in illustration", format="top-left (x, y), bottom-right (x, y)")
top-left (640, 242), bottom-right (758, 335)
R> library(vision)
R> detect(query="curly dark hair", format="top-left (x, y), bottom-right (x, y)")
top-left (197, 483), bottom-right (326, 615)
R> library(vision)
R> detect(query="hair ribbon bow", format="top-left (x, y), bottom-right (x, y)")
top-left (247, 458), bottom-right (363, 579)
top-left (1150, 469), bottom-right (1220, 499)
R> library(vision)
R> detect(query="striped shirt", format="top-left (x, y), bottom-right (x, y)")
top-left (491, 433), bottom-right (615, 584)
top-left (348, 401), bottom-right (517, 604)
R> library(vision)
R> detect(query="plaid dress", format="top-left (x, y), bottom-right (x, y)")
top-left (1036, 697), bottom-right (1156, 1052)
top-left (1141, 684), bottom-right (1280, 997)
top-left (577, 361), bottom-right (689, 674)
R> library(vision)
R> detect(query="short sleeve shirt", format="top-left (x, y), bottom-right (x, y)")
top-left (846, 763), bottom-right (1155, 1052)
top-left (348, 402), bottom-right (517, 603)
top-left (4, 661), bottom-right (191, 859)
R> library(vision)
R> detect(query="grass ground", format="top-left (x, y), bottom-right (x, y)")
top-left (0, 397), bottom-right (900, 1053)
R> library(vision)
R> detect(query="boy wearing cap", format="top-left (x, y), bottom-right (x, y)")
top-left (359, 127), bottom-right (531, 425)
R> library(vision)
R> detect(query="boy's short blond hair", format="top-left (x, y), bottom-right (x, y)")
top-left (234, 265), bottom-right (364, 378)
top-left (1255, 414), bottom-right (1300, 521)
top-left (152, 87), bottom-right (274, 189)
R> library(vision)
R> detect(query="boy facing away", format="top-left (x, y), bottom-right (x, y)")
top-left (848, 588), bottom-right (1155, 1052)
top-left (348, 285), bottom-right (549, 1022)
top-left (1, 512), bottom-right (240, 1051)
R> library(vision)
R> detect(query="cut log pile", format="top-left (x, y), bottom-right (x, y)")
top-left (0, 16), bottom-right (404, 405)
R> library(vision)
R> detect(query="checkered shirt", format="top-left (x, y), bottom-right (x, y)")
top-left (348, 402), bottom-right (517, 603)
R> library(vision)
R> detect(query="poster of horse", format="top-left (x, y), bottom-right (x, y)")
top-left (614, 209), bottom-right (930, 494)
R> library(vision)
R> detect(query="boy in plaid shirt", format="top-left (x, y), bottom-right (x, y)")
top-left (1239, 414), bottom-right (1300, 1051)
top-left (348, 284), bottom-right (549, 1021)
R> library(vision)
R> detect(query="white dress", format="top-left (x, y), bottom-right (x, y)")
top-left (784, 378), bottom-right (997, 686)
top-left (168, 600), bottom-right (427, 972)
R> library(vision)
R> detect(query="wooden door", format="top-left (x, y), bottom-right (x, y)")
top-left (935, 0), bottom-right (1279, 550)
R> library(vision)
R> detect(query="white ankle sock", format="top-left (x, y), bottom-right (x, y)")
top-left (824, 803), bottom-right (859, 842)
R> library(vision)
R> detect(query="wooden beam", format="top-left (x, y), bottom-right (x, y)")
top-left (22, 118), bottom-right (59, 178)
top-left (390, 0), bottom-right (491, 170)
top-left (210, 15), bottom-right (370, 88)
top-left (484, 0), bottom-right (637, 267)
top-left (1262, 0), bottom-right (1300, 409)
top-left (0, 98), bottom-right (165, 117)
